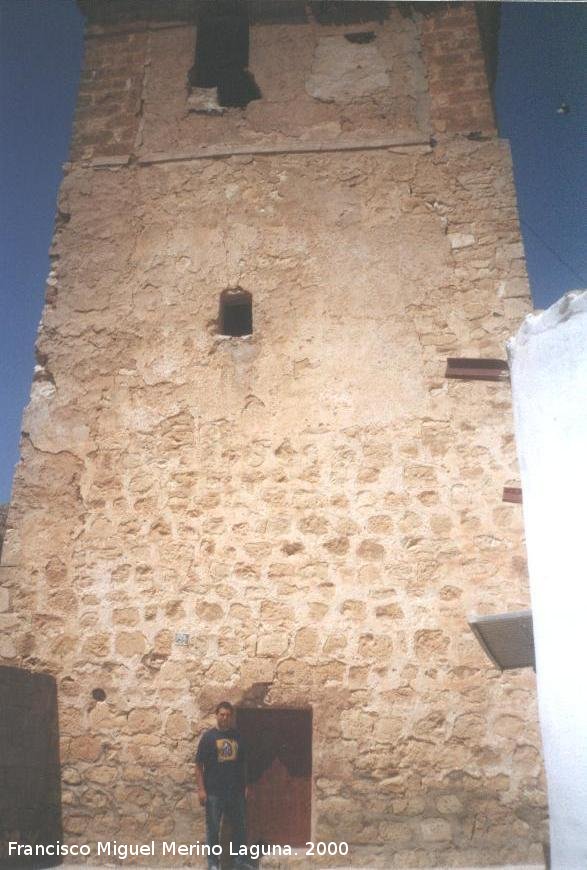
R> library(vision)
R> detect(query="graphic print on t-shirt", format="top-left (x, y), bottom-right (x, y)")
top-left (216, 738), bottom-right (238, 763)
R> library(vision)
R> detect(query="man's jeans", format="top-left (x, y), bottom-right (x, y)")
top-left (205, 793), bottom-right (248, 869)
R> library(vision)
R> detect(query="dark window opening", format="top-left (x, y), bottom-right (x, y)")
top-left (188, 1), bottom-right (261, 109)
top-left (344, 31), bottom-right (376, 44)
top-left (219, 289), bottom-right (253, 337)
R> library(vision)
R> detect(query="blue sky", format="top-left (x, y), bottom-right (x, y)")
top-left (495, 2), bottom-right (586, 306)
top-left (0, 1), bottom-right (586, 503)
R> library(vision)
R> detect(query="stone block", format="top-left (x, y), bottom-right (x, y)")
top-left (127, 707), bottom-right (161, 733)
top-left (61, 767), bottom-right (82, 786)
top-left (494, 714), bottom-right (524, 738)
top-left (82, 633), bottom-right (111, 657)
top-left (257, 634), bottom-right (289, 657)
top-left (0, 636), bottom-right (16, 659)
top-left (376, 602), bottom-right (404, 619)
top-left (436, 794), bottom-right (463, 814)
top-left (414, 629), bottom-right (450, 658)
top-left (240, 657), bottom-right (276, 684)
top-left (420, 817), bottom-right (453, 843)
top-left (294, 627), bottom-right (319, 657)
top-left (67, 736), bottom-right (103, 763)
top-left (115, 631), bottom-right (147, 657)
top-left (0, 587), bottom-right (10, 612)
top-left (378, 820), bottom-right (414, 846)
top-left (113, 607), bottom-right (140, 626)
top-left (87, 766), bottom-right (119, 785)
top-left (357, 539), bottom-right (386, 560)
top-left (165, 712), bottom-right (190, 739)
top-left (374, 716), bottom-right (403, 742)
top-left (449, 233), bottom-right (476, 249)
top-left (306, 37), bottom-right (390, 103)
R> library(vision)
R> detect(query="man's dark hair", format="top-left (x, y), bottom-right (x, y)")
top-left (215, 701), bottom-right (234, 714)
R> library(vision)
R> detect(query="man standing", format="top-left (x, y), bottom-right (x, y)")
top-left (196, 701), bottom-right (248, 870)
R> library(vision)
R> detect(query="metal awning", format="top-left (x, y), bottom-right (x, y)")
top-left (468, 609), bottom-right (535, 670)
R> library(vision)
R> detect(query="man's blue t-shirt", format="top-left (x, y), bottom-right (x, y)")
top-left (196, 727), bottom-right (246, 798)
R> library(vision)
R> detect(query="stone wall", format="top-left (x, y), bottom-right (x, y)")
top-left (70, 2), bottom-right (497, 167)
top-left (422, 3), bottom-right (496, 135)
top-left (72, 6), bottom-right (432, 164)
top-left (1, 2), bottom-right (547, 866)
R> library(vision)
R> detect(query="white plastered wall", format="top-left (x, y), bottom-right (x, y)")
top-left (508, 290), bottom-right (587, 869)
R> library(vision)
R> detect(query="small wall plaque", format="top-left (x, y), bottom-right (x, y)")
top-left (175, 632), bottom-right (190, 646)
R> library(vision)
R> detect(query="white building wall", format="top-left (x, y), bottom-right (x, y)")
top-left (508, 290), bottom-right (587, 869)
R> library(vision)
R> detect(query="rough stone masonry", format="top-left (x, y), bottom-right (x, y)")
top-left (1, 1), bottom-right (548, 866)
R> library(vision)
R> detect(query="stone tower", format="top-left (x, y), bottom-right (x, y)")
top-left (1, 1), bottom-right (547, 866)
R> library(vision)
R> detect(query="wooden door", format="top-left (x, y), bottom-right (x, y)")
top-left (0, 666), bottom-right (62, 868)
top-left (236, 707), bottom-right (311, 848)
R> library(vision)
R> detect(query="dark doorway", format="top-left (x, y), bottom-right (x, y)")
top-left (237, 707), bottom-right (312, 848)
top-left (0, 667), bottom-right (62, 868)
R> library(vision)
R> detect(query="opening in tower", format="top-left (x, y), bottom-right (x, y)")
top-left (219, 288), bottom-right (253, 337)
top-left (188, 0), bottom-right (261, 109)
